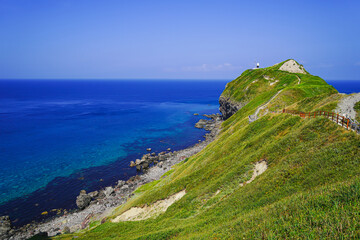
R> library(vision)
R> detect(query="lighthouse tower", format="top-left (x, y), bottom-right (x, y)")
top-left (256, 63), bottom-right (260, 69)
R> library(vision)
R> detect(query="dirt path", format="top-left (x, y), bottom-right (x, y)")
top-left (296, 75), bottom-right (301, 84)
top-left (249, 90), bottom-right (283, 122)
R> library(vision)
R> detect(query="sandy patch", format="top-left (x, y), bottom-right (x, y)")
top-left (240, 160), bottom-right (267, 186)
top-left (112, 190), bottom-right (186, 222)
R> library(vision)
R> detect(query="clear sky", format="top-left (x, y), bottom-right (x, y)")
top-left (0, 0), bottom-right (359, 80)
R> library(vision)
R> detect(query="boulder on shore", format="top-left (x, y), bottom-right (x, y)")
top-left (0, 216), bottom-right (12, 238)
top-left (129, 161), bottom-right (136, 167)
top-left (159, 155), bottom-right (167, 161)
top-left (117, 180), bottom-right (125, 188)
top-left (88, 191), bottom-right (99, 199)
top-left (76, 190), bottom-right (91, 210)
top-left (142, 162), bottom-right (150, 169)
top-left (104, 186), bottom-right (114, 197)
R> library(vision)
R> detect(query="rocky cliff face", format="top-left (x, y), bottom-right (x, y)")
top-left (219, 96), bottom-right (245, 120)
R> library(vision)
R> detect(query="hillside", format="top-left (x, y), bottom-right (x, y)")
top-left (55, 60), bottom-right (360, 239)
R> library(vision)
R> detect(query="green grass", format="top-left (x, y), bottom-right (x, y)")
top-left (55, 61), bottom-right (360, 239)
top-left (354, 101), bottom-right (360, 122)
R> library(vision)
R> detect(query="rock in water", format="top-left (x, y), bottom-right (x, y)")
top-left (195, 119), bottom-right (207, 128)
top-left (76, 190), bottom-right (91, 210)
top-left (146, 148), bottom-right (152, 151)
top-left (0, 216), bottom-right (12, 238)
top-left (129, 161), bottom-right (136, 167)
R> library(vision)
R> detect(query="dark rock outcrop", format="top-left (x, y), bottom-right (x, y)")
top-left (219, 96), bottom-right (245, 120)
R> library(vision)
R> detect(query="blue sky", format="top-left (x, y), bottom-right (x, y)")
top-left (0, 0), bottom-right (359, 80)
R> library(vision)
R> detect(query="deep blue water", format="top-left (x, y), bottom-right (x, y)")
top-left (0, 79), bottom-right (227, 226)
top-left (326, 80), bottom-right (360, 94)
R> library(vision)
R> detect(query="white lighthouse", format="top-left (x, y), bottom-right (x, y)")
top-left (256, 63), bottom-right (260, 68)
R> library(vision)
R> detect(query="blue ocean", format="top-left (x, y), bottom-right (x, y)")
top-left (0, 80), bottom-right (227, 226)
top-left (0, 79), bottom-right (358, 226)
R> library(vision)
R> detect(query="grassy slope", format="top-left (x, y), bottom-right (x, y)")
top-left (56, 61), bottom-right (360, 239)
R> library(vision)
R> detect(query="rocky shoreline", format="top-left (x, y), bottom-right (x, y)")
top-left (2, 114), bottom-right (222, 240)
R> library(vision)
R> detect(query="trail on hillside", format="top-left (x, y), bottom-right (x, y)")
top-left (296, 75), bottom-right (301, 84)
top-left (249, 89), bottom-right (283, 122)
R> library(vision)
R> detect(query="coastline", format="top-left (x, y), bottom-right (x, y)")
top-left (8, 114), bottom-right (222, 239)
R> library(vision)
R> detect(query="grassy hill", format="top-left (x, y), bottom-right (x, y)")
top-left (56, 60), bottom-right (360, 239)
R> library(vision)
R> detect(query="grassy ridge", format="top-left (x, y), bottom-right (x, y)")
top-left (55, 61), bottom-right (360, 239)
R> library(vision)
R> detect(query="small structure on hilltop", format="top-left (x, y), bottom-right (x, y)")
top-left (253, 62), bottom-right (260, 70)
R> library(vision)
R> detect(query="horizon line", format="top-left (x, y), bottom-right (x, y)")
top-left (0, 78), bottom-right (232, 81)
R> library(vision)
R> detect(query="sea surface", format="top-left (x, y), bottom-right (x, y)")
top-left (0, 79), bottom-right (358, 226)
top-left (326, 80), bottom-right (360, 94)
top-left (0, 79), bottom-right (227, 226)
